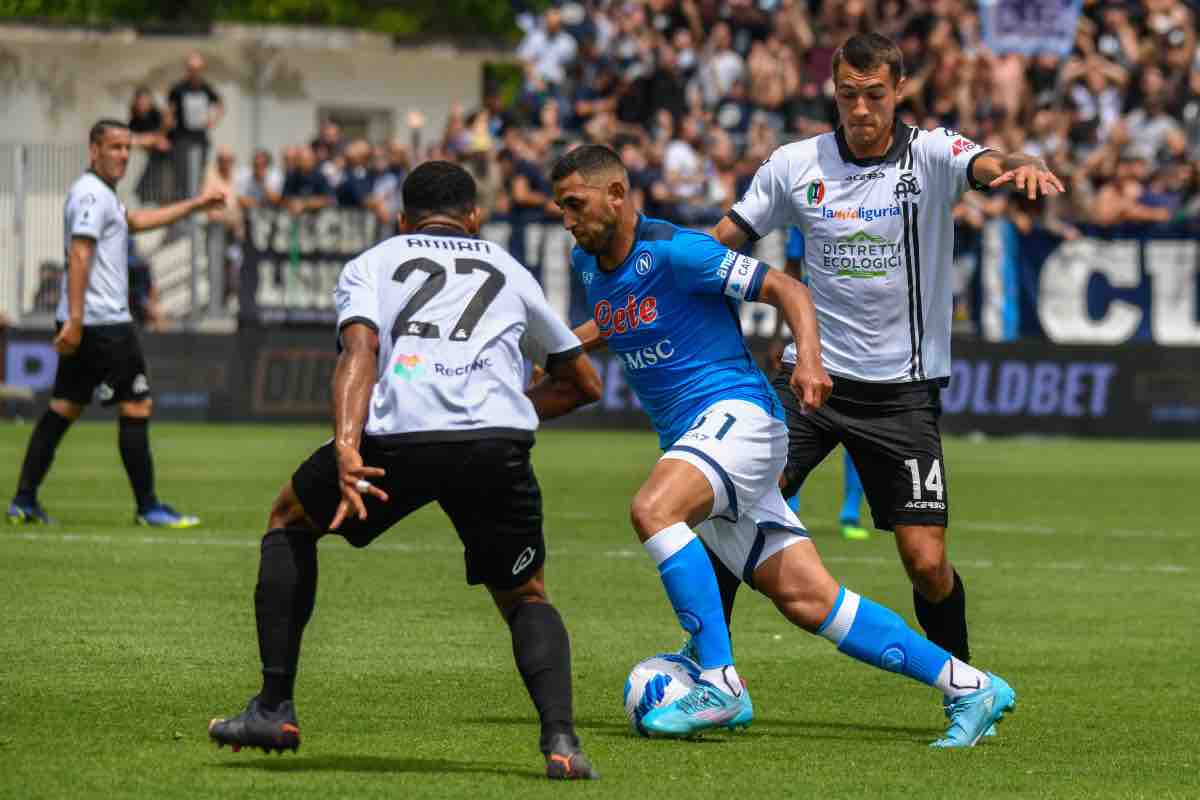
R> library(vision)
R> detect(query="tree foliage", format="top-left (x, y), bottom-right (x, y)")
top-left (0, 0), bottom-right (548, 40)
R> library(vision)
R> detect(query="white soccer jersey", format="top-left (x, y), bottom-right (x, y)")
top-left (334, 230), bottom-right (582, 441)
top-left (57, 172), bottom-right (132, 325)
top-left (730, 122), bottom-right (990, 382)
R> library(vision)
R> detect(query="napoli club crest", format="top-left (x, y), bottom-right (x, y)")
top-left (635, 251), bottom-right (653, 276)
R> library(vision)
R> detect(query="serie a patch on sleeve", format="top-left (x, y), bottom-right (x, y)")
top-left (719, 251), bottom-right (764, 301)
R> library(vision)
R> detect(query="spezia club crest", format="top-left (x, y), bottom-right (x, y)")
top-left (806, 180), bottom-right (825, 206)
top-left (635, 251), bottom-right (653, 276)
top-left (894, 173), bottom-right (921, 202)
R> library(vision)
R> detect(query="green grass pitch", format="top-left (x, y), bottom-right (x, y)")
top-left (2, 422), bottom-right (1197, 798)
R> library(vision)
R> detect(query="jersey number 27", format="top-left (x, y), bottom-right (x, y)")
top-left (391, 257), bottom-right (506, 344)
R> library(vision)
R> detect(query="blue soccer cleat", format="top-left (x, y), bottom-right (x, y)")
top-left (677, 637), bottom-right (753, 731)
top-left (640, 678), bottom-right (746, 738)
top-left (8, 498), bottom-right (52, 525)
top-left (944, 695), bottom-right (996, 737)
top-left (136, 502), bottom-right (200, 529)
top-left (932, 673), bottom-right (1015, 748)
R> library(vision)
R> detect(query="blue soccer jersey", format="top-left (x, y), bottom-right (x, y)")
top-left (572, 215), bottom-right (782, 448)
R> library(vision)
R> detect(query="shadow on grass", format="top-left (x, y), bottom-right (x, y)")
top-left (752, 718), bottom-right (936, 742)
top-left (466, 715), bottom-right (732, 743)
top-left (213, 754), bottom-right (537, 779)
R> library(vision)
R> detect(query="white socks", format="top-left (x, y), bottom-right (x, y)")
top-left (934, 657), bottom-right (991, 699)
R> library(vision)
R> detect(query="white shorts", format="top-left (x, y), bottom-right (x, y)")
top-left (661, 399), bottom-right (809, 586)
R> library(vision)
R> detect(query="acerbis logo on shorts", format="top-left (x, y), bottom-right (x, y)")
top-left (904, 500), bottom-right (946, 510)
top-left (512, 546), bottom-right (536, 575)
top-left (132, 374), bottom-right (149, 394)
top-left (95, 382), bottom-right (115, 403)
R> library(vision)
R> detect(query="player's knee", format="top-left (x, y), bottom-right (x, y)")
top-left (900, 547), bottom-right (950, 595)
top-left (628, 493), bottom-right (668, 539)
top-left (267, 483), bottom-right (312, 531)
top-left (119, 398), bottom-right (153, 417)
top-left (49, 399), bottom-right (84, 421)
top-left (492, 575), bottom-right (548, 620)
top-left (771, 589), bottom-right (831, 632)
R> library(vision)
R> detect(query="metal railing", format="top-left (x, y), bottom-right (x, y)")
top-left (1, 141), bottom-right (225, 328)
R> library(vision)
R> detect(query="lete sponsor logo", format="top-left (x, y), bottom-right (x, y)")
top-left (595, 294), bottom-right (659, 338)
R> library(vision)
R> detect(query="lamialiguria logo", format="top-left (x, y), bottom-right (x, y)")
top-left (393, 354), bottom-right (425, 380)
top-left (806, 179), bottom-right (826, 206)
top-left (820, 230), bottom-right (901, 279)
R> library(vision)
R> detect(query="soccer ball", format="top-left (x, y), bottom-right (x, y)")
top-left (622, 654), bottom-right (701, 736)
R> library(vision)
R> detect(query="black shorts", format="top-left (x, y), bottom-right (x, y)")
top-left (771, 368), bottom-right (948, 531)
top-left (52, 323), bottom-right (151, 407)
top-left (291, 436), bottom-right (544, 590)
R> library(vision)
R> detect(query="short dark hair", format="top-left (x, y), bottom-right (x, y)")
top-left (550, 144), bottom-right (625, 184)
top-left (402, 160), bottom-right (477, 221)
top-left (89, 118), bottom-right (129, 145)
top-left (831, 33), bottom-right (905, 86)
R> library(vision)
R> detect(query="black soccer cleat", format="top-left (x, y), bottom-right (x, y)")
top-left (542, 732), bottom-right (599, 780)
top-left (208, 697), bottom-right (300, 754)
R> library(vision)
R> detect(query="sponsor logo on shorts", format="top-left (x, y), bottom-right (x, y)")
top-left (512, 546), bottom-right (536, 575)
top-left (132, 374), bottom-right (149, 395)
top-left (904, 500), bottom-right (947, 510)
top-left (95, 382), bottom-right (114, 403)
top-left (393, 354), bottom-right (425, 380)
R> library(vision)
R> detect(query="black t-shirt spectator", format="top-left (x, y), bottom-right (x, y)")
top-left (283, 169), bottom-right (334, 199)
top-left (168, 80), bottom-right (220, 143)
top-left (336, 167), bottom-right (377, 208)
top-left (129, 107), bottom-right (164, 135)
top-left (510, 159), bottom-right (553, 212)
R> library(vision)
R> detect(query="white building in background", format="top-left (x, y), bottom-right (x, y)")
top-left (0, 22), bottom-right (502, 152)
top-left (0, 22), bottom-right (510, 322)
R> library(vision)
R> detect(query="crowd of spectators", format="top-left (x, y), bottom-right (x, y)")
top-left (125, 1), bottom-right (1200, 258)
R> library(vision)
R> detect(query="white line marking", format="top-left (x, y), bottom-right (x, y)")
top-left (957, 522), bottom-right (1191, 539)
top-left (5, 532), bottom-right (1192, 575)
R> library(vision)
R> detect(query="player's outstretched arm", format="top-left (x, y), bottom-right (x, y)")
top-left (328, 323), bottom-right (388, 530)
top-left (756, 269), bottom-right (832, 412)
top-left (53, 236), bottom-right (95, 356)
top-left (970, 151), bottom-right (1066, 201)
top-left (126, 189), bottom-right (227, 232)
top-left (526, 351), bottom-right (603, 421)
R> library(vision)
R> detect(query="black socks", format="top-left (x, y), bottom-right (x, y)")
top-left (118, 416), bottom-right (157, 511)
top-left (15, 410), bottom-right (72, 501)
top-left (914, 569), bottom-right (970, 663)
top-left (256, 528), bottom-right (319, 709)
top-left (507, 601), bottom-right (576, 754)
